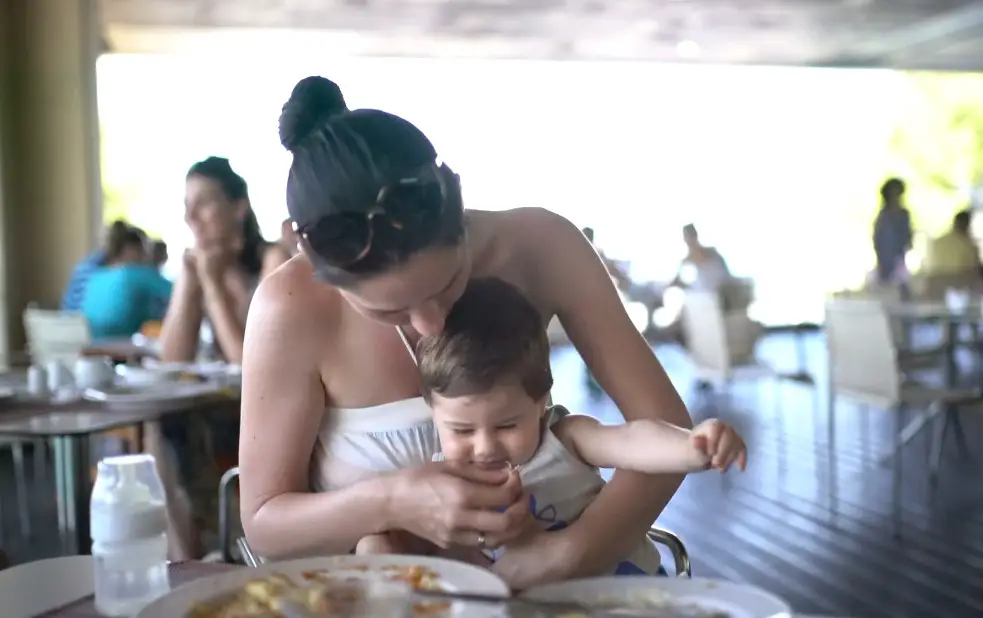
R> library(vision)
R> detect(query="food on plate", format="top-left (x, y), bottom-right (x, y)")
top-left (186, 564), bottom-right (451, 617)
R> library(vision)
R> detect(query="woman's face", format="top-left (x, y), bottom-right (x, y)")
top-left (339, 243), bottom-right (472, 336)
top-left (184, 175), bottom-right (243, 247)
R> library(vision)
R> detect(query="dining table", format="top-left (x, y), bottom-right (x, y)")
top-left (35, 560), bottom-right (237, 618)
top-left (0, 555), bottom-right (854, 618)
top-left (0, 373), bottom-right (240, 555)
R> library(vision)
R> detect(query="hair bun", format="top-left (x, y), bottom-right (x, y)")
top-left (279, 76), bottom-right (348, 150)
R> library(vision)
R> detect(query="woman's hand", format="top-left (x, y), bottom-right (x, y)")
top-left (193, 245), bottom-right (234, 284)
top-left (492, 527), bottom-right (577, 590)
top-left (388, 462), bottom-right (527, 550)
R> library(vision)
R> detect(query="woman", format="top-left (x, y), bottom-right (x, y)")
top-left (239, 76), bottom-right (692, 588)
top-left (81, 223), bottom-right (171, 338)
top-left (159, 156), bottom-right (289, 363)
top-left (155, 156), bottom-right (289, 559)
top-left (872, 177), bottom-right (912, 286)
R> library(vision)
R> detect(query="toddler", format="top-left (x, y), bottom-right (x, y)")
top-left (356, 277), bottom-right (747, 574)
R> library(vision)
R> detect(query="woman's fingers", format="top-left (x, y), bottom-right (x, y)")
top-left (449, 498), bottom-right (530, 547)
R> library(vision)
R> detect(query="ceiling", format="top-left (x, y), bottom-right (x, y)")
top-left (100, 0), bottom-right (983, 70)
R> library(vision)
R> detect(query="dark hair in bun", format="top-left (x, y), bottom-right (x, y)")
top-left (280, 76), bottom-right (465, 286)
top-left (279, 76), bottom-right (348, 150)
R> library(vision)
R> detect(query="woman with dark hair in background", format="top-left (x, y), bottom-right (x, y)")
top-left (155, 157), bottom-right (289, 559)
top-left (237, 76), bottom-right (691, 588)
top-left (159, 156), bottom-right (289, 363)
top-left (81, 223), bottom-right (171, 338)
top-left (873, 177), bottom-right (912, 285)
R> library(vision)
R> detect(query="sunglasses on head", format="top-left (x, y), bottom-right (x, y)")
top-left (294, 163), bottom-right (450, 269)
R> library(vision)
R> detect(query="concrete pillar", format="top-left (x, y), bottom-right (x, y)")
top-left (0, 0), bottom-right (103, 365)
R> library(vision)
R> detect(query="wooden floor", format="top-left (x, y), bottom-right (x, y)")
top-left (551, 332), bottom-right (983, 618)
top-left (2, 331), bottom-right (982, 617)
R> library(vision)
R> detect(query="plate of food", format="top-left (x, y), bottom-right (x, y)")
top-left (520, 577), bottom-right (792, 618)
top-left (137, 555), bottom-right (510, 618)
top-left (83, 382), bottom-right (221, 405)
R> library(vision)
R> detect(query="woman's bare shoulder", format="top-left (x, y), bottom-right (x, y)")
top-left (249, 256), bottom-right (342, 337)
top-left (473, 207), bottom-right (580, 263)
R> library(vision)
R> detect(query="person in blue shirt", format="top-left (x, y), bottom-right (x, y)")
top-left (61, 221), bottom-right (132, 311)
top-left (82, 225), bottom-right (172, 339)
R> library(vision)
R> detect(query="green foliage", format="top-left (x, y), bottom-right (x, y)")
top-left (886, 73), bottom-right (983, 236)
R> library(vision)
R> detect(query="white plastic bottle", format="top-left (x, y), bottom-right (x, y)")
top-left (90, 454), bottom-right (171, 617)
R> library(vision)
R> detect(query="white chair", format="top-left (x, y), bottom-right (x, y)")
top-left (681, 290), bottom-right (770, 386)
top-left (824, 297), bottom-right (980, 536)
top-left (22, 307), bottom-right (91, 365)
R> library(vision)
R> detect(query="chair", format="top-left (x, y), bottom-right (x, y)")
top-left (825, 297), bottom-right (980, 536)
top-left (681, 290), bottom-right (767, 386)
top-left (218, 467), bottom-right (692, 577)
top-left (22, 307), bottom-right (91, 366)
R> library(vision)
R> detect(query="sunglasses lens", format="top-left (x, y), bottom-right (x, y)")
top-left (304, 213), bottom-right (371, 267)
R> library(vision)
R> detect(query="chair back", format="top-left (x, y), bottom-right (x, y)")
top-left (825, 297), bottom-right (902, 408)
top-left (22, 307), bottom-right (91, 365)
top-left (682, 291), bottom-right (731, 376)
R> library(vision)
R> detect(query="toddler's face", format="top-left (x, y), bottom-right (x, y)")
top-left (431, 380), bottom-right (545, 468)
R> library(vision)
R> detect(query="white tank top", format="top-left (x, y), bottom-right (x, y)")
top-left (434, 407), bottom-right (662, 574)
top-left (310, 326), bottom-right (439, 491)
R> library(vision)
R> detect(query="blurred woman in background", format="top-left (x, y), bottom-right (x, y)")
top-left (155, 156), bottom-right (289, 559)
top-left (81, 222), bottom-right (171, 339)
top-left (159, 156), bottom-right (289, 363)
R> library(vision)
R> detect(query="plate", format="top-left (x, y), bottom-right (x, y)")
top-left (137, 555), bottom-right (510, 618)
top-left (0, 556), bottom-right (93, 618)
top-left (115, 365), bottom-right (183, 387)
top-left (83, 382), bottom-right (221, 405)
top-left (521, 577), bottom-right (792, 618)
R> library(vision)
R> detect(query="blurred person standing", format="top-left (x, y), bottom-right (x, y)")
top-left (872, 178), bottom-right (912, 285)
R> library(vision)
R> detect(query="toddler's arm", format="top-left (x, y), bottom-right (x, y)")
top-left (554, 415), bottom-right (747, 473)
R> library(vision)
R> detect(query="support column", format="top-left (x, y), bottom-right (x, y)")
top-left (0, 0), bottom-right (103, 363)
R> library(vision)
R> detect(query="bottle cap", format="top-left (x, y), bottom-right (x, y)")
top-left (90, 454), bottom-right (167, 544)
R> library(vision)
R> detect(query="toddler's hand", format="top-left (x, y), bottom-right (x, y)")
top-left (691, 419), bottom-right (747, 472)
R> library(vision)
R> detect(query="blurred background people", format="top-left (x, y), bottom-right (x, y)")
top-left (872, 177), bottom-right (912, 286)
top-left (81, 224), bottom-right (171, 339)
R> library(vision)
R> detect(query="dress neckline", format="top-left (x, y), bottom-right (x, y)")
top-left (395, 325), bottom-right (418, 367)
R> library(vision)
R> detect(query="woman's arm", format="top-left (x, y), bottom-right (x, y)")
top-left (554, 415), bottom-right (708, 474)
top-left (239, 275), bottom-right (393, 557)
top-left (200, 275), bottom-right (247, 364)
top-left (239, 270), bottom-right (527, 558)
top-left (158, 260), bottom-right (204, 362)
top-left (503, 208), bottom-right (693, 583)
top-left (204, 245), bottom-right (290, 364)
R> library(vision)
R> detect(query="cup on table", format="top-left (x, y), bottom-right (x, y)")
top-left (74, 355), bottom-right (115, 390)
